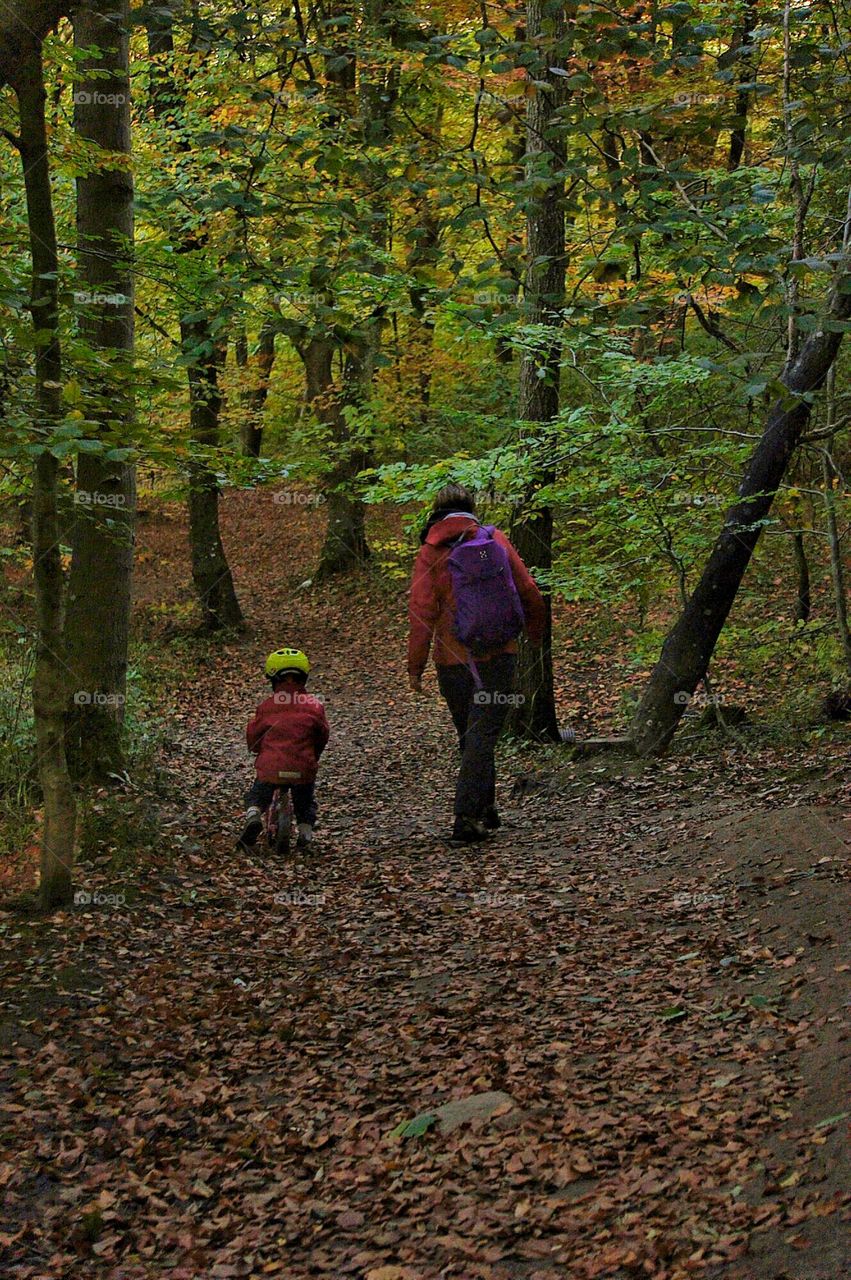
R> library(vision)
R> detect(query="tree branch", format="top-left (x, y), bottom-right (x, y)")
top-left (687, 293), bottom-right (741, 352)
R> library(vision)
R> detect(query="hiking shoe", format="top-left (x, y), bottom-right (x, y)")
top-left (237, 807), bottom-right (263, 851)
top-left (450, 816), bottom-right (491, 845)
top-left (482, 805), bottom-right (501, 831)
top-left (296, 822), bottom-right (314, 851)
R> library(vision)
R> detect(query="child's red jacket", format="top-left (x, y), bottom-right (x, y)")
top-left (247, 690), bottom-right (329, 784)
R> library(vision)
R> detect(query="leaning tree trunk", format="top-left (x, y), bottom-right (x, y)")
top-left (64, 0), bottom-right (136, 781)
top-left (508, 0), bottom-right (569, 742)
top-left (16, 51), bottom-right (76, 909)
top-left (631, 267), bottom-right (851, 755)
top-left (181, 318), bottom-right (244, 630)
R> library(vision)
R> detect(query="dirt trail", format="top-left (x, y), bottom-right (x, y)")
top-left (1, 490), bottom-right (849, 1280)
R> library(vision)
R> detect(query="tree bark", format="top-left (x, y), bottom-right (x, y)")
top-left (406, 200), bottom-right (440, 424)
top-left (821, 364), bottom-right (851, 677)
top-left (0, 2), bottom-right (72, 91)
top-left (508, 0), bottom-right (569, 742)
top-left (238, 316), bottom-right (277, 457)
top-left (17, 52), bottom-right (77, 909)
top-left (64, 0), bottom-right (136, 781)
top-left (314, 2), bottom-right (393, 577)
top-left (631, 270), bottom-right (851, 755)
top-left (822, 453), bottom-right (851, 677)
top-left (728, 2), bottom-right (758, 171)
top-left (791, 530), bottom-right (810, 623)
top-left (405, 101), bottom-right (442, 421)
top-left (182, 318), bottom-right (244, 629)
top-left (144, 0), bottom-right (243, 629)
top-left (301, 338), bottom-right (371, 577)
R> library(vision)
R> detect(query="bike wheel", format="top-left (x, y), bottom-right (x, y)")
top-left (274, 789), bottom-right (293, 856)
top-left (266, 793), bottom-right (279, 848)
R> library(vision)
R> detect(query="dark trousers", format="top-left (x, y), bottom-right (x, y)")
top-left (244, 779), bottom-right (317, 826)
top-left (436, 654), bottom-right (517, 821)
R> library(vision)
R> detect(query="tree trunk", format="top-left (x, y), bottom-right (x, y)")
top-left (64, 0), bottom-right (136, 781)
top-left (406, 201), bottom-right (440, 424)
top-left (508, 0), bottom-right (568, 742)
top-left (405, 103), bottom-right (442, 422)
top-left (822, 364), bottom-right (851, 677)
top-left (315, 339), bottom-right (375, 578)
top-left (144, 0), bottom-right (176, 112)
top-left (319, 485), bottom-right (370, 575)
top-left (791, 530), bottom-right (810, 623)
top-left (17, 52), bottom-right (76, 909)
top-left (822, 454), bottom-right (851, 677)
top-left (314, 5), bottom-right (394, 577)
top-left (631, 269), bottom-right (851, 755)
top-left (728, 2), bottom-right (758, 171)
top-left (238, 316), bottom-right (277, 457)
top-left (300, 338), bottom-right (371, 578)
top-left (0, 2), bottom-right (71, 89)
top-left (182, 317), bottom-right (244, 630)
top-left (144, 1), bottom-right (243, 630)
top-left (495, 97), bottom-right (525, 363)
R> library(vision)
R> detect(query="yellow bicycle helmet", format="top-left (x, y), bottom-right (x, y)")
top-left (265, 648), bottom-right (310, 679)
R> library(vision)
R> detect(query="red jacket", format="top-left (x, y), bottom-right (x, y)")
top-left (247, 689), bottom-right (329, 784)
top-left (407, 514), bottom-right (546, 680)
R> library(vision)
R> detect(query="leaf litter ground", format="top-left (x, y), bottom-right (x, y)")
top-left (1, 488), bottom-right (849, 1280)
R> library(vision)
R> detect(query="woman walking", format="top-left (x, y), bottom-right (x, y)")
top-left (408, 484), bottom-right (545, 843)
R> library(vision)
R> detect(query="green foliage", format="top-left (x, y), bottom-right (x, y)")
top-left (0, 642), bottom-right (37, 820)
top-left (0, 626), bottom-right (171, 877)
top-left (368, 343), bottom-right (756, 610)
top-left (388, 1111), bottom-right (438, 1140)
top-left (1, 0), bottom-right (850, 781)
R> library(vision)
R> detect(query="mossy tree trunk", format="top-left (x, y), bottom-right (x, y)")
top-left (16, 50), bottom-right (77, 908)
top-left (64, 0), bottom-right (136, 781)
top-left (508, 0), bottom-right (570, 743)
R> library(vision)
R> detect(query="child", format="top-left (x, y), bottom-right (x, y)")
top-left (237, 648), bottom-right (329, 852)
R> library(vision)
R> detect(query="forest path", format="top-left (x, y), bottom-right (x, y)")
top-left (2, 489), bottom-right (849, 1280)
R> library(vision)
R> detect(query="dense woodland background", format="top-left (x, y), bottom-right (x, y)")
top-left (1, 8), bottom-right (850, 1276)
top-left (1, 0), bottom-right (851, 906)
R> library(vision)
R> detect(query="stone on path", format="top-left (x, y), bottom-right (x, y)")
top-left (392, 1090), bottom-right (521, 1140)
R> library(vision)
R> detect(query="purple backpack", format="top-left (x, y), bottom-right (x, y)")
top-left (448, 524), bottom-right (526, 659)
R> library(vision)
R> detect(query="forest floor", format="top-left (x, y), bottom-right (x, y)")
top-left (1, 487), bottom-right (849, 1280)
